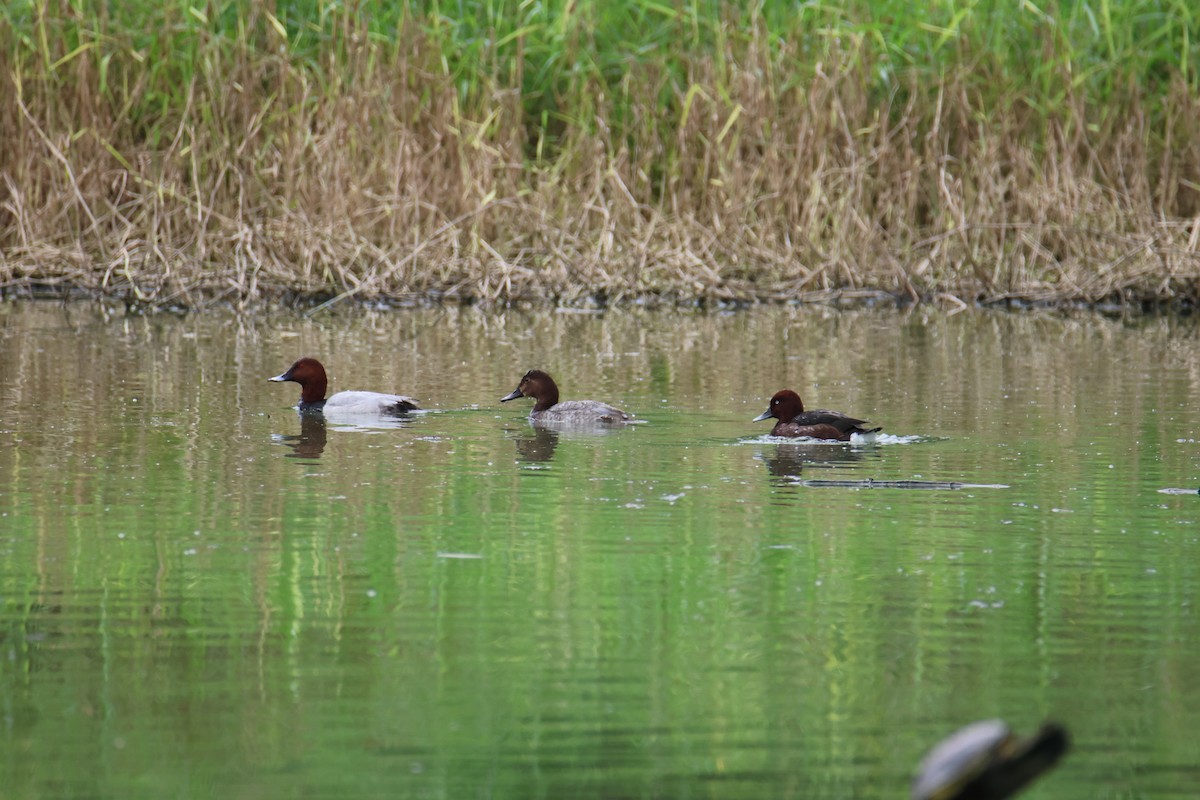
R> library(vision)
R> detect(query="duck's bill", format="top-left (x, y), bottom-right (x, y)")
top-left (500, 388), bottom-right (523, 402)
top-left (268, 372), bottom-right (289, 382)
top-left (752, 409), bottom-right (772, 422)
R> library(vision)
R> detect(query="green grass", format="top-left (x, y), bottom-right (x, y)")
top-left (1, 0), bottom-right (1198, 307)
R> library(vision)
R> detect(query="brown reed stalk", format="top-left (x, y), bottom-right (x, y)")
top-left (0, 9), bottom-right (1197, 310)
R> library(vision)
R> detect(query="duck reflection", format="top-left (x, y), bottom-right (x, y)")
top-left (758, 442), bottom-right (869, 480)
top-left (510, 426), bottom-right (561, 463)
top-left (276, 412), bottom-right (328, 460)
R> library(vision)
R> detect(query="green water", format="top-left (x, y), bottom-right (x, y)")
top-left (2, 301), bottom-right (1199, 799)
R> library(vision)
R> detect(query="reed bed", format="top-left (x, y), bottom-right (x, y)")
top-left (2, 0), bottom-right (1198, 309)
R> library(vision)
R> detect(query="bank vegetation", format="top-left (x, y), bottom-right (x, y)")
top-left (2, 1), bottom-right (1198, 309)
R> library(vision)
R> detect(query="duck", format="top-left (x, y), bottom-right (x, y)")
top-left (753, 389), bottom-right (880, 441)
top-left (269, 357), bottom-right (419, 415)
top-left (501, 369), bottom-right (631, 425)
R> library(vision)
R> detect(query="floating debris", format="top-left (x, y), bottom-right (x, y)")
top-left (801, 479), bottom-right (1009, 490)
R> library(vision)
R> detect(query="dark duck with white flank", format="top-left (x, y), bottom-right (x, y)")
top-left (753, 389), bottom-right (879, 441)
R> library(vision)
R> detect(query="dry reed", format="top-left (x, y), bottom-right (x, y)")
top-left (1, 4), bottom-right (1198, 310)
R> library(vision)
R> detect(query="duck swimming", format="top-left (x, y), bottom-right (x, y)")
top-left (269, 357), bottom-right (419, 415)
top-left (753, 389), bottom-right (879, 441)
top-left (501, 369), bottom-right (631, 425)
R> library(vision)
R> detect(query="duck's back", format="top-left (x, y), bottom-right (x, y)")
top-left (533, 399), bottom-right (631, 425)
top-left (325, 390), bottom-right (420, 415)
top-left (772, 409), bottom-right (880, 441)
top-left (789, 409), bottom-right (870, 431)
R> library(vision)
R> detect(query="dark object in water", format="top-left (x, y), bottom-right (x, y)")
top-left (800, 479), bottom-right (1009, 490)
top-left (912, 720), bottom-right (1070, 800)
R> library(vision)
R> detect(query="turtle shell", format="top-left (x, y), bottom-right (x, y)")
top-left (911, 720), bottom-right (1013, 800)
top-left (911, 720), bottom-right (1069, 800)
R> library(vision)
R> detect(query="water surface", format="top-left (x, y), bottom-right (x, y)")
top-left (2, 301), bottom-right (1199, 799)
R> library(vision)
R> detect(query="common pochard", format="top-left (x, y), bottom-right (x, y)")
top-left (269, 357), bottom-right (419, 415)
top-left (501, 369), bottom-right (631, 425)
top-left (753, 389), bottom-right (880, 441)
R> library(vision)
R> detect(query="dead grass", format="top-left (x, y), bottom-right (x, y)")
top-left (1, 10), bottom-right (1198, 310)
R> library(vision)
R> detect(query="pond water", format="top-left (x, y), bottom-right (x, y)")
top-left (2, 300), bottom-right (1199, 799)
